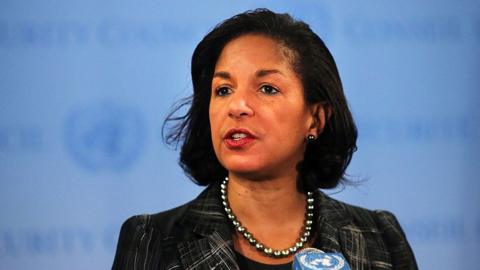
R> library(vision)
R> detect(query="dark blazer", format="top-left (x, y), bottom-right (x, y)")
top-left (112, 183), bottom-right (418, 270)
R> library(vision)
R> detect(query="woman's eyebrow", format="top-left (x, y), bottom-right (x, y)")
top-left (212, 69), bottom-right (284, 80)
top-left (212, 71), bottom-right (231, 80)
top-left (256, 69), bottom-right (284, 78)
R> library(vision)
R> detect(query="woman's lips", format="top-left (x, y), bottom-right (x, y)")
top-left (224, 128), bottom-right (256, 148)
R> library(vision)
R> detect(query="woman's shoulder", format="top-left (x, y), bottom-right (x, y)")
top-left (111, 202), bottom-right (195, 269)
top-left (318, 191), bottom-right (403, 231)
top-left (122, 184), bottom-right (221, 232)
top-left (119, 201), bottom-right (192, 236)
top-left (318, 191), bottom-right (418, 269)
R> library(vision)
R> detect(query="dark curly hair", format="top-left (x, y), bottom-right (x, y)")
top-left (163, 8), bottom-right (357, 190)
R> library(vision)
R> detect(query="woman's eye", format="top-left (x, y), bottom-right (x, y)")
top-left (215, 87), bottom-right (232, 96)
top-left (260, 85), bottom-right (279, 95)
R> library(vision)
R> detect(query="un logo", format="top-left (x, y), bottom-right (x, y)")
top-left (293, 248), bottom-right (350, 270)
top-left (65, 102), bottom-right (145, 172)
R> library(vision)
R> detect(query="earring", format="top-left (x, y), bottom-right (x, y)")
top-left (307, 134), bottom-right (316, 141)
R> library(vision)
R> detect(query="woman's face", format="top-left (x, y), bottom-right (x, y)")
top-left (209, 34), bottom-right (320, 179)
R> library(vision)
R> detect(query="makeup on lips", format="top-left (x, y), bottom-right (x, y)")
top-left (224, 128), bottom-right (256, 148)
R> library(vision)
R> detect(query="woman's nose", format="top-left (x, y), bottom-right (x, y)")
top-left (228, 91), bottom-right (254, 119)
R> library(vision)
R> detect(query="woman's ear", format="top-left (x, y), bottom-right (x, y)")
top-left (309, 103), bottom-right (332, 137)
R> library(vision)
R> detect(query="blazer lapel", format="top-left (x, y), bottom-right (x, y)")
top-left (176, 183), bottom-right (239, 270)
top-left (177, 232), bottom-right (238, 270)
top-left (337, 225), bottom-right (371, 270)
top-left (315, 191), bottom-right (370, 269)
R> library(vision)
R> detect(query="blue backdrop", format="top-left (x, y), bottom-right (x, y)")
top-left (1, 1), bottom-right (479, 269)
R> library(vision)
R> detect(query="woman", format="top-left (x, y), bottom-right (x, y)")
top-left (112, 9), bottom-right (417, 270)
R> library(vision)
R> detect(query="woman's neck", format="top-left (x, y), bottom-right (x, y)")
top-left (227, 174), bottom-right (306, 223)
top-left (226, 173), bottom-right (308, 264)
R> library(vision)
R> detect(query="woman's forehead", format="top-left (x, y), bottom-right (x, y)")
top-left (214, 34), bottom-right (298, 76)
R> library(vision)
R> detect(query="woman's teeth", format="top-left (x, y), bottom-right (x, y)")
top-left (232, 133), bottom-right (247, 140)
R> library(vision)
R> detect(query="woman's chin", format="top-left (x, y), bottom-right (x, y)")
top-left (224, 164), bottom-right (279, 181)
top-left (225, 164), bottom-right (265, 178)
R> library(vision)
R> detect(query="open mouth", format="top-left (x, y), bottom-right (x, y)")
top-left (231, 133), bottom-right (248, 140)
top-left (224, 129), bottom-right (256, 148)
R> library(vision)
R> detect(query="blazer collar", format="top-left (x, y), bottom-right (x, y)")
top-left (314, 190), bottom-right (356, 253)
top-left (179, 184), bottom-right (355, 234)
top-left (179, 182), bottom-right (233, 239)
top-left (176, 183), bottom-right (358, 269)
top-left (177, 182), bottom-right (238, 270)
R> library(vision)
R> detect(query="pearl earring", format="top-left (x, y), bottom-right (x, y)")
top-left (307, 134), bottom-right (316, 141)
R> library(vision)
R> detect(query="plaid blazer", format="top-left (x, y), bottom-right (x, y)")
top-left (112, 183), bottom-right (417, 270)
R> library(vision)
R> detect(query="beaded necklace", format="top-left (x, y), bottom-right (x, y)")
top-left (220, 177), bottom-right (314, 258)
